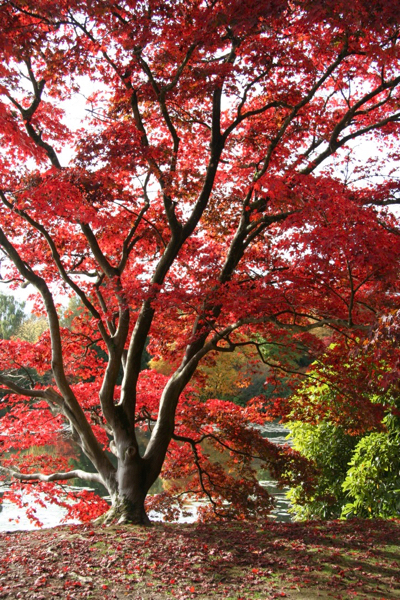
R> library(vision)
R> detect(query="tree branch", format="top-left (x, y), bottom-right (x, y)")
top-left (0, 228), bottom-right (116, 483)
top-left (4, 467), bottom-right (104, 486)
top-left (0, 375), bottom-right (47, 398)
top-left (0, 190), bottom-right (110, 344)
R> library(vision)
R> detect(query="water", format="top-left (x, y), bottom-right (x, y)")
top-left (253, 421), bottom-right (291, 446)
top-left (0, 490), bottom-right (79, 532)
top-left (0, 422), bottom-right (291, 531)
top-left (253, 421), bottom-right (292, 522)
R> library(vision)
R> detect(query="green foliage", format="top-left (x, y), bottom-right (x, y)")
top-left (341, 423), bottom-right (400, 518)
top-left (286, 421), bottom-right (359, 520)
top-left (287, 415), bottom-right (400, 521)
top-left (284, 347), bottom-right (400, 520)
top-left (17, 315), bottom-right (48, 342)
top-left (0, 292), bottom-right (25, 339)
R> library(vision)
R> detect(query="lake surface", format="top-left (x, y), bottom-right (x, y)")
top-left (0, 421), bottom-right (291, 531)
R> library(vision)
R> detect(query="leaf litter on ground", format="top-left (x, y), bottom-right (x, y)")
top-left (0, 518), bottom-right (399, 600)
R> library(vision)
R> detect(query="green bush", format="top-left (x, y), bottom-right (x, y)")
top-left (286, 421), bottom-right (359, 520)
top-left (287, 415), bottom-right (400, 520)
top-left (341, 427), bottom-right (400, 518)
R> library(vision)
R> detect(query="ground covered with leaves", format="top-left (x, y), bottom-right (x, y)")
top-left (0, 519), bottom-right (399, 600)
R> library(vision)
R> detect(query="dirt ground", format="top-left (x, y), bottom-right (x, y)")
top-left (0, 519), bottom-right (399, 600)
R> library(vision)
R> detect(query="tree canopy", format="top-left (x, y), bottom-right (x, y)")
top-left (0, 0), bottom-right (399, 524)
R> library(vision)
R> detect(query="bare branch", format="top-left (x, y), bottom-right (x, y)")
top-left (0, 375), bottom-right (48, 398)
top-left (5, 467), bottom-right (104, 486)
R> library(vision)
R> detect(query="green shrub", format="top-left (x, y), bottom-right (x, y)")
top-left (341, 428), bottom-right (400, 518)
top-left (286, 421), bottom-right (359, 520)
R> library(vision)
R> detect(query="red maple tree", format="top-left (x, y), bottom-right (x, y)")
top-left (0, 0), bottom-right (399, 524)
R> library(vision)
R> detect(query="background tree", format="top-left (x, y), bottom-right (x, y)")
top-left (0, 292), bottom-right (25, 340)
top-left (0, 292), bottom-right (29, 408)
top-left (150, 344), bottom-right (267, 405)
top-left (17, 315), bottom-right (48, 343)
top-left (0, 0), bottom-right (400, 524)
top-left (286, 413), bottom-right (400, 520)
top-left (341, 419), bottom-right (400, 519)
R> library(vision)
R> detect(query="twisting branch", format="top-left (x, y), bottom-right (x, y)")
top-left (258, 40), bottom-right (350, 179)
top-left (6, 57), bottom-right (62, 169)
top-left (79, 222), bottom-right (119, 279)
top-left (302, 74), bottom-right (400, 174)
top-left (135, 52), bottom-right (179, 167)
top-left (118, 177), bottom-right (151, 273)
top-left (111, 200), bottom-right (167, 249)
top-left (0, 227), bottom-right (116, 481)
top-left (78, 222), bottom-right (131, 346)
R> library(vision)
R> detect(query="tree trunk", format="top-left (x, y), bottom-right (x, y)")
top-left (101, 443), bottom-right (155, 526)
top-left (103, 493), bottom-right (151, 526)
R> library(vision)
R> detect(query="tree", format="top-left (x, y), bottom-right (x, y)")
top-left (0, 0), bottom-right (400, 525)
top-left (341, 420), bottom-right (400, 518)
top-left (17, 315), bottom-right (48, 343)
top-left (0, 292), bottom-right (25, 340)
